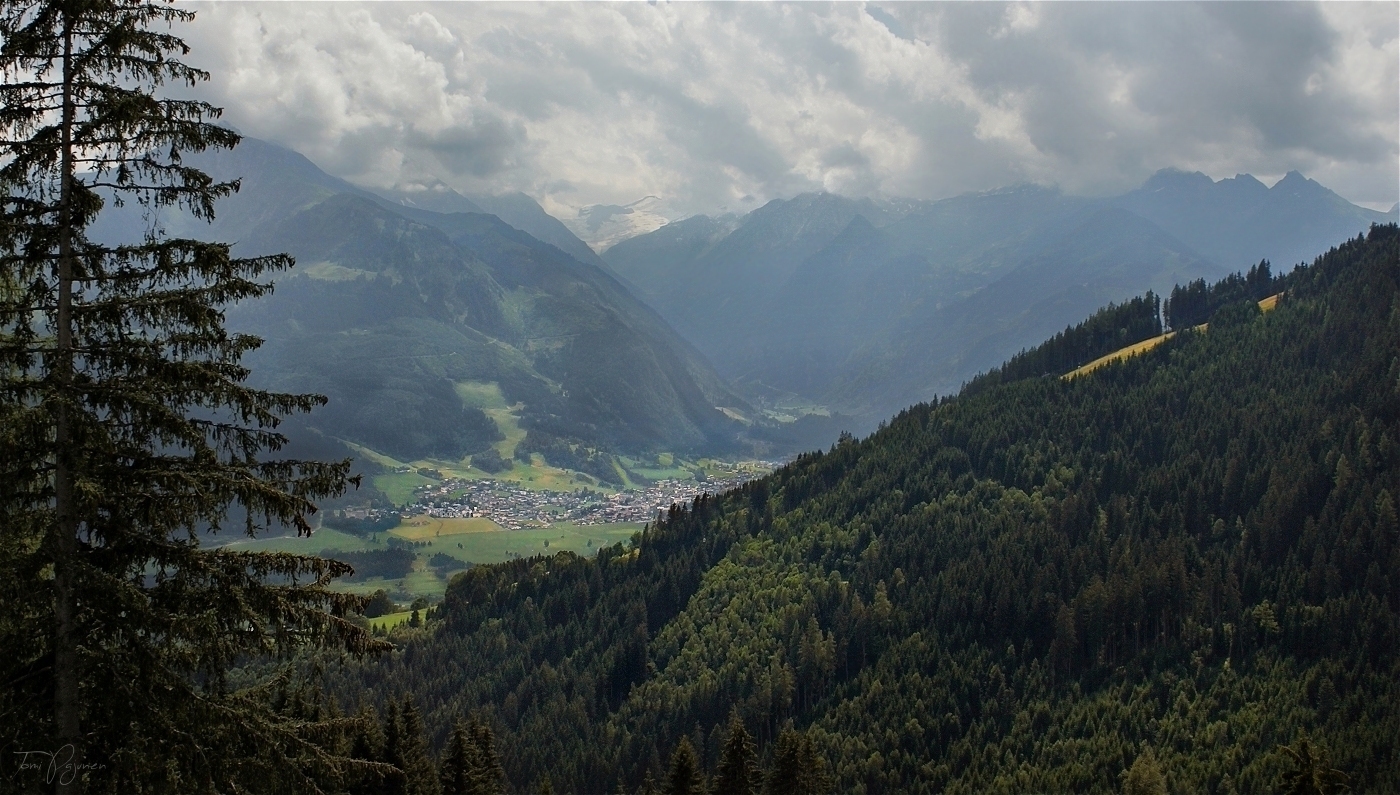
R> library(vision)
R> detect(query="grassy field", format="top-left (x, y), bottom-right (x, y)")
top-left (434, 521), bottom-right (643, 565)
top-left (1064, 332), bottom-right (1177, 380)
top-left (1065, 293), bottom-right (1283, 381)
top-left (379, 455), bottom-right (600, 496)
top-left (454, 380), bottom-right (529, 459)
top-left (390, 515), bottom-right (503, 540)
top-left (211, 516), bottom-right (642, 601)
top-left (627, 464), bottom-right (696, 481)
top-left (367, 610), bottom-right (414, 630)
top-left (373, 470), bottom-right (434, 505)
top-left (217, 526), bottom-right (378, 554)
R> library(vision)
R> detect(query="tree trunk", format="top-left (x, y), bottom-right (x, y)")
top-left (52, 12), bottom-right (83, 794)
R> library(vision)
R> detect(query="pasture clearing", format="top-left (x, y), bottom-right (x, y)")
top-left (368, 610), bottom-right (414, 631)
top-left (1064, 293), bottom-right (1281, 380)
top-left (1065, 332), bottom-right (1176, 380)
top-left (373, 471), bottom-right (434, 505)
top-left (454, 380), bottom-right (528, 459)
top-left (390, 515), bottom-right (503, 541)
top-left (216, 526), bottom-right (377, 554)
top-left (435, 521), bottom-right (643, 566)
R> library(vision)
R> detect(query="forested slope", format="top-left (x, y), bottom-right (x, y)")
top-left (330, 226), bottom-right (1400, 794)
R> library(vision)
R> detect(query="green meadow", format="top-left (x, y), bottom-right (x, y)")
top-left (430, 521), bottom-right (643, 566)
top-left (211, 517), bottom-right (644, 603)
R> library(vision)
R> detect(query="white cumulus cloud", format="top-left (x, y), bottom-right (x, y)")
top-left (182, 1), bottom-right (1399, 224)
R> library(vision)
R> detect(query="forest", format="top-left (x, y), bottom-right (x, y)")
top-left (316, 226), bottom-right (1399, 794)
top-left (5, 3), bottom-right (1395, 794)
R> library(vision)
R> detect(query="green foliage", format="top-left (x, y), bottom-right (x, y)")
top-left (1278, 736), bottom-right (1350, 795)
top-left (516, 429), bottom-right (622, 484)
top-left (325, 227), bottom-right (1400, 794)
top-left (1165, 259), bottom-right (1278, 330)
top-left (472, 447), bottom-right (512, 474)
top-left (364, 590), bottom-right (398, 619)
top-left (714, 714), bottom-right (761, 795)
top-left (663, 737), bottom-right (704, 795)
top-left (764, 726), bottom-right (832, 795)
top-left (965, 292), bottom-right (1162, 394)
top-left (327, 548), bottom-right (417, 580)
top-left (325, 511), bottom-right (403, 536)
top-left (379, 697), bottom-right (441, 795)
top-left (436, 717), bottom-right (510, 795)
top-left (0, 0), bottom-right (387, 791)
top-left (1123, 749), bottom-right (1167, 795)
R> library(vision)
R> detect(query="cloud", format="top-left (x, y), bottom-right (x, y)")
top-left (182, 1), bottom-right (1398, 220)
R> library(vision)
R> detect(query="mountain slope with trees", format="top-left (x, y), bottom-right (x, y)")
top-left (329, 226), bottom-right (1400, 794)
top-left (604, 176), bottom-right (1396, 433)
top-left (92, 137), bottom-right (751, 460)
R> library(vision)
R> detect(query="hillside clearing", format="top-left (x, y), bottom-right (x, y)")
top-left (1065, 293), bottom-right (1282, 380)
top-left (390, 515), bottom-right (504, 540)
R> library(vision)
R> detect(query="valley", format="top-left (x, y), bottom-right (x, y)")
top-left (221, 440), bottom-right (777, 605)
top-left (6, 5), bottom-right (1397, 795)
top-left (325, 225), bottom-right (1400, 794)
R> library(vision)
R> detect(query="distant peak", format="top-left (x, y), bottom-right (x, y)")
top-left (1223, 173), bottom-right (1268, 190)
top-left (1273, 170), bottom-right (1313, 188)
top-left (1141, 168), bottom-right (1214, 192)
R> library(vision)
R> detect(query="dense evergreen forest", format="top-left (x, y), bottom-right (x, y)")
top-left (963, 293), bottom-right (1163, 397)
top-left (323, 226), bottom-right (1399, 794)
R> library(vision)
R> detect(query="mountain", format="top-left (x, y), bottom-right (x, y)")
top-left (604, 192), bottom-right (917, 386)
top-left (600, 213), bottom-right (743, 299)
top-left (604, 174), bottom-right (1393, 430)
top-left (1116, 168), bottom-right (1396, 273)
top-left (830, 205), bottom-right (1222, 415)
top-left (381, 183), bottom-right (609, 270)
top-left (92, 138), bottom-right (749, 461)
top-left (567, 196), bottom-right (672, 252)
top-left (330, 225), bottom-right (1400, 794)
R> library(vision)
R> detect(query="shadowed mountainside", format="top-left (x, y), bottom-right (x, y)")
top-left (604, 174), bottom-right (1395, 431)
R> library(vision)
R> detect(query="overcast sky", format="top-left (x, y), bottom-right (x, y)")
top-left (184, 1), bottom-right (1399, 223)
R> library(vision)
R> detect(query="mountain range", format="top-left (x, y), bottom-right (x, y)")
top-left (90, 137), bottom-right (1396, 465)
top-left (90, 138), bottom-right (751, 466)
top-left (328, 226), bottom-right (1400, 794)
top-left (604, 170), bottom-right (1395, 427)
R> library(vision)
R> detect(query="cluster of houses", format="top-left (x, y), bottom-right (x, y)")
top-left (403, 471), bottom-right (769, 530)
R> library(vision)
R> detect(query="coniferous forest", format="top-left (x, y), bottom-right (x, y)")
top-left (4, 2), bottom-right (1398, 794)
top-left (319, 227), bottom-right (1400, 793)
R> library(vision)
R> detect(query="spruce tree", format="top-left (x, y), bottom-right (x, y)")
top-left (0, 0), bottom-right (387, 791)
top-left (1122, 749), bottom-right (1167, 795)
top-left (663, 736), bottom-right (704, 795)
top-left (1279, 737), bottom-right (1351, 795)
top-left (398, 697), bottom-right (442, 795)
top-left (348, 704), bottom-right (391, 795)
top-left (383, 700), bottom-right (407, 795)
top-left (763, 726), bottom-right (831, 795)
top-left (439, 721), bottom-right (477, 795)
top-left (713, 714), bottom-right (760, 795)
top-left (469, 717), bottom-right (507, 795)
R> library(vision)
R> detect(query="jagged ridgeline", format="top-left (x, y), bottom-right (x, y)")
top-left (325, 226), bottom-right (1400, 794)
